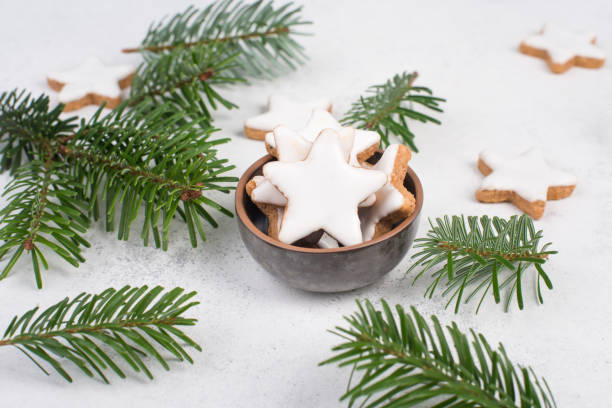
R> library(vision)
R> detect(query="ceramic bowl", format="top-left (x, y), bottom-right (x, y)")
top-left (235, 152), bottom-right (423, 293)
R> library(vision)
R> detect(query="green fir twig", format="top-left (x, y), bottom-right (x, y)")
top-left (321, 299), bottom-right (556, 408)
top-left (341, 71), bottom-right (445, 152)
top-left (0, 285), bottom-right (201, 383)
top-left (123, 0), bottom-right (311, 79)
top-left (0, 90), bottom-right (237, 287)
top-left (407, 215), bottom-right (556, 313)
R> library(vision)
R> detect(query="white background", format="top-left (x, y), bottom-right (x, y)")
top-left (1, 0), bottom-right (611, 406)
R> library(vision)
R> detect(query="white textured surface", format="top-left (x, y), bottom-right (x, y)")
top-left (0, 1), bottom-right (611, 406)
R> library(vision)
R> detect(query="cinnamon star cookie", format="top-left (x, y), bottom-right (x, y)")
top-left (263, 129), bottom-right (386, 246)
top-left (519, 23), bottom-right (605, 74)
top-left (47, 57), bottom-right (134, 111)
top-left (359, 144), bottom-right (415, 240)
top-left (265, 109), bottom-right (380, 166)
top-left (244, 95), bottom-right (332, 140)
top-left (476, 148), bottom-right (577, 219)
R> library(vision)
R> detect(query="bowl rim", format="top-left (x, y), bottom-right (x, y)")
top-left (235, 153), bottom-right (424, 253)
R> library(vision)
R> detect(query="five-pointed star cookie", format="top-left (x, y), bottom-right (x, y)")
top-left (519, 23), bottom-right (606, 74)
top-left (359, 144), bottom-right (415, 241)
top-left (47, 57), bottom-right (135, 112)
top-left (476, 148), bottom-right (577, 219)
top-left (263, 129), bottom-right (386, 246)
top-left (265, 109), bottom-right (380, 165)
top-left (244, 95), bottom-right (332, 140)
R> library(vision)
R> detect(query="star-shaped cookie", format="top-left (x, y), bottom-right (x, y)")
top-left (359, 144), bottom-right (415, 240)
top-left (47, 57), bottom-right (135, 111)
top-left (263, 129), bottom-right (386, 246)
top-left (244, 95), bottom-right (332, 140)
top-left (476, 148), bottom-right (577, 219)
top-left (519, 23), bottom-right (606, 74)
top-left (265, 109), bottom-right (380, 166)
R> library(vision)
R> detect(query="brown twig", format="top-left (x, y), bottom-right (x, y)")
top-left (364, 71), bottom-right (418, 129)
top-left (127, 68), bottom-right (214, 107)
top-left (60, 146), bottom-right (204, 201)
top-left (22, 140), bottom-right (56, 251)
top-left (122, 27), bottom-right (290, 53)
top-left (0, 317), bottom-right (180, 347)
top-left (437, 241), bottom-right (549, 261)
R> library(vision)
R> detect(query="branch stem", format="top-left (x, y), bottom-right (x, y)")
top-left (23, 140), bottom-right (56, 251)
top-left (60, 147), bottom-right (203, 201)
top-left (128, 68), bottom-right (214, 107)
top-left (0, 317), bottom-right (181, 347)
top-left (437, 241), bottom-right (549, 261)
top-left (364, 71), bottom-right (418, 129)
top-left (122, 27), bottom-right (290, 53)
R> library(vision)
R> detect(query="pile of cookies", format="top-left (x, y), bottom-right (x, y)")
top-left (245, 105), bottom-right (416, 249)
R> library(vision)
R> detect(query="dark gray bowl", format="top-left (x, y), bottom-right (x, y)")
top-left (235, 152), bottom-right (423, 293)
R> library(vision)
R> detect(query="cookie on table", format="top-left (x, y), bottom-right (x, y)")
top-left (246, 175), bottom-right (286, 239)
top-left (476, 148), bottom-right (577, 219)
top-left (263, 129), bottom-right (386, 246)
top-left (244, 95), bottom-right (332, 141)
top-left (47, 57), bottom-right (134, 112)
top-left (359, 144), bottom-right (415, 241)
top-left (265, 109), bottom-right (380, 166)
top-left (519, 23), bottom-right (605, 74)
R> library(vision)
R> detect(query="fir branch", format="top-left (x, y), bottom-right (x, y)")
top-left (67, 102), bottom-right (237, 250)
top-left (0, 91), bottom-right (237, 287)
top-left (0, 90), bottom-right (76, 174)
top-left (0, 160), bottom-right (90, 288)
top-left (123, 0), bottom-right (310, 79)
top-left (0, 285), bottom-right (201, 383)
top-left (321, 299), bottom-right (556, 408)
top-left (407, 215), bottom-right (556, 313)
top-left (341, 71), bottom-right (445, 152)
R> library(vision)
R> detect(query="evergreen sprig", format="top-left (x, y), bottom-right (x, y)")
top-left (407, 215), bottom-right (556, 313)
top-left (123, 0), bottom-right (310, 79)
top-left (68, 102), bottom-right (236, 249)
top-left (0, 90), bottom-right (236, 287)
top-left (0, 90), bottom-right (76, 174)
top-left (341, 71), bottom-right (445, 152)
top-left (0, 160), bottom-right (90, 287)
top-left (0, 285), bottom-right (201, 383)
top-left (321, 299), bottom-right (556, 408)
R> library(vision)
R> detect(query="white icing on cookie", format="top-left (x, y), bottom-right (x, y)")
top-left (263, 129), bottom-right (386, 246)
top-left (245, 95), bottom-right (332, 132)
top-left (523, 23), bottom-right (605, 64)
top-left (360, 194), bottom-right (376, 207)
top-left (250, 175), bottom-right (287, 206)
top-left (264, 109), bottom-right (339, 149)
top-left (479, 148), bottom-right (577, 202)
top-left (48, 57), bottom-right (134, 103)
top-left (276, 207), bottom-right (284, 231)
top-left (275, 124), bottom-right (355, 163)
top-left (268, 109), bottom-right (380, 166)
top-left (317, 233), bottom-right (339, 249)
top-left (359, 144), bottom-right (408, 241)
top-left (272, 126), bottom-right (312, 163)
